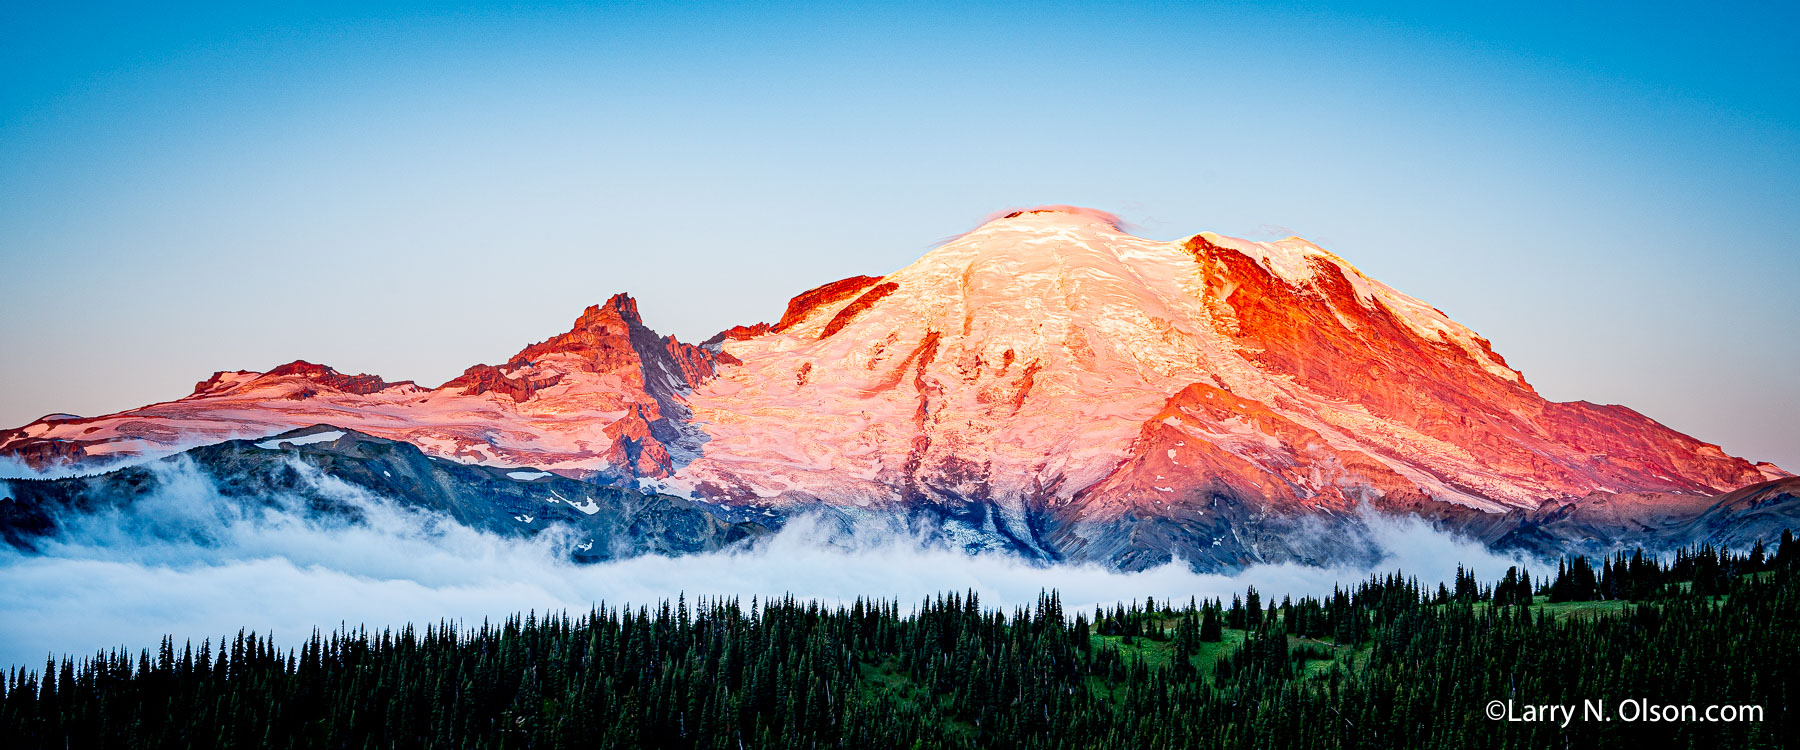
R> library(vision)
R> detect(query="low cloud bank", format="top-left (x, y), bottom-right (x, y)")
top-left (0, 448), bottom-right (186, 482)
top-left (0, 459), bottom-right (1544, 669)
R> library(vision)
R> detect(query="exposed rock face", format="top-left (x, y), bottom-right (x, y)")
top-left (263, 360), bottom-right (405, 396)
top-left (0, 207), bottom-right (1785, 570)
top-left (774, 276), bottom-right (884, 332)
top-left (192, 362), bottom-right (410, 399)
top-left (703, 323), bottom-right (772, 349)
top-left (443, 364), bottom-right (564, 402)
top-left (819, 281), bottom-right (900, 338)
top-left (1181, 234), bottom-right (1757, 501)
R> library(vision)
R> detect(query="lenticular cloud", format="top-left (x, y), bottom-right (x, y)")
top-left (0, 462), bottom-right (1543, 669)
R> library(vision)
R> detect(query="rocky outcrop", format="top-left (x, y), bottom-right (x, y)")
top-left (703, 323), bottom-right (773, 349)
top-left (266, 361), bottom-right (405, 395)
top-left (512, 295), bottom-right (661, 374)
top-left (773, 276), bottom-right (884, 332)
top-left (443, 364), bottom-right (563, 402)
top-left (192, 362), bottom-right (410, 398)
top-left (665, 336), bottom-right (721, 388)
top-left (819, 282), bottom-right (899, 338)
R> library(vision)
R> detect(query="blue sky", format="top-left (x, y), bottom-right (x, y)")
top-left (2, 1), bottom-right (1797, 469)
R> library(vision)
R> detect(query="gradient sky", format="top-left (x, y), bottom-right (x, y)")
top-left (3, 1), bottom-right (1797, 470)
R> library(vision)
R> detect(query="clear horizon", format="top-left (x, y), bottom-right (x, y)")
top-left (3, 1), bottom-right (1796, 470)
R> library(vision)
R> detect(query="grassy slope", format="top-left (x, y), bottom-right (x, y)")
top-left (851, 592), bottom-right (1678, 733)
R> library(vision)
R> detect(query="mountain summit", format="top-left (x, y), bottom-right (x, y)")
top-left (678, 209), bottom-right (1775, 503)
top-left (2, 207), bottom-right (1785, 567)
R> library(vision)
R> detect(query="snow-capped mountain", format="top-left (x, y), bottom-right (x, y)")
top-left (3, 207), bottom-right (1786, 568)
top-left (680, 209), bottom-right (1778, 506)
top-left (1, 295), bottom-right (718, 482)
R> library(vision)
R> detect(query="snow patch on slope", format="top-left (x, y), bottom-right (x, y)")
top-left (255, 431), bottom-right (346, 450)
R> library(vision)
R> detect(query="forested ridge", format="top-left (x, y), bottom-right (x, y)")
top-left (5, 536), bottom-right (1798, 749)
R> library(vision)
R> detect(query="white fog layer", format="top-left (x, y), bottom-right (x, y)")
top-left (0, 459), bottom-right (1544, 669)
